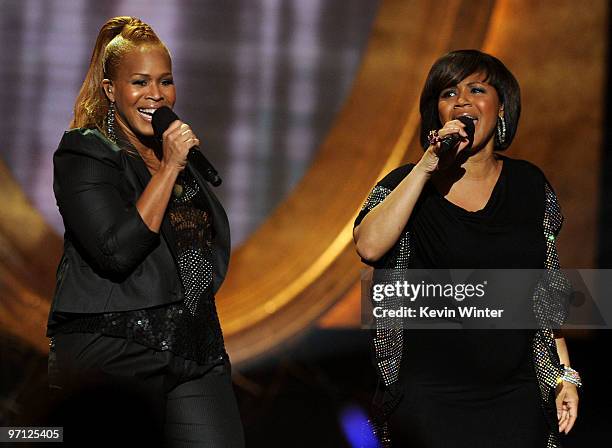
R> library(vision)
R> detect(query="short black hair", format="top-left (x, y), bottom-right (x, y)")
top-left (419, 49), bottom-right (521, 151)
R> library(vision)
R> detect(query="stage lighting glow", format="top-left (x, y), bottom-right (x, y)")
top-left (339, 404), bottom-right (380, 448)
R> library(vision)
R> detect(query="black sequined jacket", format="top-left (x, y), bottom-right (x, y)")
top-left (47, 128), bottom-right (230, 319)
top-left (356, 160), bottom-right (567, 448)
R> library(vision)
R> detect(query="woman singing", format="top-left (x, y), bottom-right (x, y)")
top-left (46, 16), bottom-right (244, 447)
top-left (353, 50), bottom-right (581, 447)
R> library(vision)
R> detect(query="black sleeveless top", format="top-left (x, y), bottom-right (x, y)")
top-left (355, 155), bottom-right (561, 447)
top-left (408, 157), bottom-right (545, 270)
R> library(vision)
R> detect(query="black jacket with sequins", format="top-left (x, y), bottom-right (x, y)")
top-left (47, 128), bottom-right (230, 319)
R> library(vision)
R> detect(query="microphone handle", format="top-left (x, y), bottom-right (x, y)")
top-left (187, 147), bottom-right (222, 187)
top-left (438, 134), bottom-right (462, 157)
top-left (437, 116), bottom-right (475, 157)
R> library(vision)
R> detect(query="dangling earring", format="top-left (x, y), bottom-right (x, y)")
top-left (106, 101), bottom-right (116, 143)
top-left (496, 114), bottom-right (506, 147)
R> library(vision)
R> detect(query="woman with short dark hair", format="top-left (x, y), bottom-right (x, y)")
top-left (354, 50), bottom-right (580, 447)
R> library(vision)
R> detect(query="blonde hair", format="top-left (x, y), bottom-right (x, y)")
top-left (70, 16), bottom-right (168, 135)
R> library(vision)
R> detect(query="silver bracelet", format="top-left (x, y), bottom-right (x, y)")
top-left (558, 364), bottom-right (582, 388)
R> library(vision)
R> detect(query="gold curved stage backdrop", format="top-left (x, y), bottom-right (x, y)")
top-left (0, 0), bottom-right (606, 364)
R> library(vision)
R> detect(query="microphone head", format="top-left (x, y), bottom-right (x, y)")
top-left (152, 106), bottom-right (179, 140)
top-left (457, 116), bottom-right (475, 145)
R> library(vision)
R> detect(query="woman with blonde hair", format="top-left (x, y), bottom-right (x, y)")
top-left (47, 16), bottom-right (244, 447)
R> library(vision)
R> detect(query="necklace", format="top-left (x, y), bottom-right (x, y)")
top-left (172, 175), bottom-right (199, 202)
top-left (173, 183), bottom-right (184, 198)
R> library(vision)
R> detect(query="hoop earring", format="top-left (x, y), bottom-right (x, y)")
top-left (106, 101), bottom-right (116, 143)
top-left (496, 115), bottom-right (506, 147)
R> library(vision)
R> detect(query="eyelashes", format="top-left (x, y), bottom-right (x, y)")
top-left (440, 87), bottom-right (486, 98)
top-left (130, 79), bottom-right (174, 86)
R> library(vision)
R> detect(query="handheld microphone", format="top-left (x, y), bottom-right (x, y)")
top-left (438, 116), bottom-right (475, 156)
top-left (152, 106), bottom-right (222, 187)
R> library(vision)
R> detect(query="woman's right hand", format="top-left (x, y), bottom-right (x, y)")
top-left (160, 120), bottom-right (201, 172)
top-left (136, 120), bottom-right (201, 234)
top-left (416, 119), bottom-right (470, 175)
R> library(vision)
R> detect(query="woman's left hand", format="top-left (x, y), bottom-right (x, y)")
top-left (556, 381), bottom-right (579, 434)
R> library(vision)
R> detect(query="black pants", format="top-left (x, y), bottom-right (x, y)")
top-left (48, 332), bottom-right (245, 448)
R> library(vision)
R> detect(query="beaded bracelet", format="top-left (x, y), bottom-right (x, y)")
top-left (557, 365), bottom-right (582, 388)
